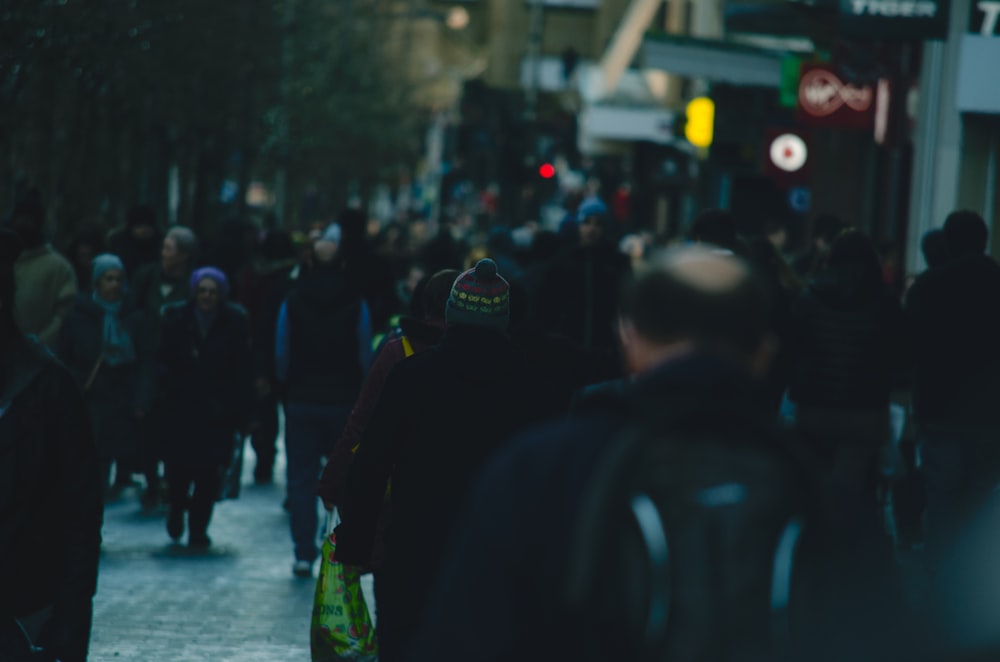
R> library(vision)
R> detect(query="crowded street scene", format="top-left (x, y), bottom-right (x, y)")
top-left (3, 0), bottom-right (1000, 660)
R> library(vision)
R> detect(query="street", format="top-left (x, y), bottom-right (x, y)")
top-left (89, 442), bottom-right (372, 661)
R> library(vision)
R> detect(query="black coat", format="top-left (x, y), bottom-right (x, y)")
top-left (157, 301), bottom-right (253, 467)
top-left (408, 354), bottom-right (912, 662)
top-left (57, 294), bottom-right (156, 459)
top-left (529, 243), bottom-right (631, 351)
top-left (0, 337), bottom-right (103, 661)
top-left (787, 266), bottom-right (906, 411)
top-left (905, 254), bottom-right (1000, 428)
top-left (335, 325), bottom-right (561, 655)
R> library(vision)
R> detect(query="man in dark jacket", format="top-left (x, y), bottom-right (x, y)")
top-left (276, 224), bottom-right (372, 578)
top-left (409, 247), bottom-right (911, 662)
top-left (0, 229), bottom-right (103, 662)
top-left (335, 259), bottom-right (560, 662)
top-left (107, 204), bottom-right (163, 277)
top-left (531, 197), bottom-right (631, 351)
top-left (905, 210), bottom-right (1000, 565)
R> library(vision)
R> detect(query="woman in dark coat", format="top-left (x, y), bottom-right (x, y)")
top-left (786, 231), bottom-right (907, 497)
top-left (158, 267), bottom-right (254, 548)
top-left (58, 254), bottom-right (155, 493)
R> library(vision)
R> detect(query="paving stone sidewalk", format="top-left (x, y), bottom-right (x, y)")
top-left (89, 442), bottom-right (372, 661)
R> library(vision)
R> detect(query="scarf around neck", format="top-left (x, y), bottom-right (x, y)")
top-left (92, 292), bottom-right (136, 366)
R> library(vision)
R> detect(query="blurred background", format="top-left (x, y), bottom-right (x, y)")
top-left (0, 0), bottom-right (996, 273)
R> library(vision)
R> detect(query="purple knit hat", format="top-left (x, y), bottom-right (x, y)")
top-left (189, 266), bottom-right (230, 298)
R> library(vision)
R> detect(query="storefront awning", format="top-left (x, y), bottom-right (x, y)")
top-left (641, 33), bottom-right (785, 87)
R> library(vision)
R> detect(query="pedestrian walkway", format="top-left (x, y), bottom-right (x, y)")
top-left (89, 440), bottom-right (369, 661)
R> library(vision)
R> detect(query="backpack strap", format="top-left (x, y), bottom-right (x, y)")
top-left (401, 335), bottom-right (415, 358)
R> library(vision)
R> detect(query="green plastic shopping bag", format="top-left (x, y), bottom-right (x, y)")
top-left (311, 518), bottom-right (378, 662)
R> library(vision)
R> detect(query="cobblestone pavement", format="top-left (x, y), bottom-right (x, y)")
top-left (90, 441), bottom-right (373, 662)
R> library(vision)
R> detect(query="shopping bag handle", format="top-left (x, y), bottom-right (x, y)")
top-left (326, 508), bottom-right (341, 537)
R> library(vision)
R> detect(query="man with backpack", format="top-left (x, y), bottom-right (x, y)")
top-left (409, 246), bottom-right (915, 662)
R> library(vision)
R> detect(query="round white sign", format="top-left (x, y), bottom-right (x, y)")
top-left (769, 134), bottom-right (808, 173)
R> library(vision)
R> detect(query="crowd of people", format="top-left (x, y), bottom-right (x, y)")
top-left (2, 181), bottom-right (1000, 660)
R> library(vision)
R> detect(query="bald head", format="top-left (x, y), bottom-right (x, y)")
top-left (620, 247), bottom-right (772, 373)
top-left (657, 247), bottom-right (750, 293)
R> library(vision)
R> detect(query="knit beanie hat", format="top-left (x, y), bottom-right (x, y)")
top-left (445, 258), bottom-right (510, 331)
top-left (92, 253), bottom-right (125, 286)
top-left (190, 266), bottom-right (230, 298)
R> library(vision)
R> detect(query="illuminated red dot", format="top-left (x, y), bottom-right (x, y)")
top-left (539, 163), bottom-right (556, 179)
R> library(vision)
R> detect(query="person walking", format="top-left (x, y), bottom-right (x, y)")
top-left (905, 211), bottom-right (1000, 566)
top-left (5, 188), bottom-right (77, 348)
top-left (157, 267), bottom-right (254, 548)
top-left (58, 254), bottom-right (156, 494)
top-left (334, 258), bottom-right (560, 662)
top-left (0, 228), bottom-right (103, 662)
top-left (275, 225), bottom-right (372, 577)
top-left (129, 225), bottom-right (198, 509)
top-left (786, 231), bottom-right (907, 502)
top-left (408, 247), bottom-right (909, 662)
top-left (107, 205), bottom-right (163, 277)
top-left (531, 197), bottom-right (631, 351)
top-left (317, 268), bottom-right (458, 572)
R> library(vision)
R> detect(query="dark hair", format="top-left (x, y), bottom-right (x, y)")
top-left (943, 210), bottom-right (988, 257)
top-left (825, 230), bottom-right (883, 288)
top-left (620, 250), bottom-right (771, 358)
top-left (421, 269), bottom-right (461, 321)
top-left (921, 229), bottom-right (950, 268)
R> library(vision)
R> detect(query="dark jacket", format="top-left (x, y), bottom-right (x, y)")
top-left (530, 243), bottom-right (631, 350)
top-left (787, 266), bottom-right (906, 411)
top-left (318, 316), bottom-right (446, 509)
top-left (129, 263), bottom-right (190, 325)
top-left (408, 354), bottom-right (911, 662)
top-left (335, 325), bottom-right (561, 656)
top-left (0, 337), bottom-right (102, 661)
top-left (283, 267), bottom-right (364, 406)
top-left (107, 227), bottom-right (163, 278)
top-left (57, 294), bottom-right (156, 459)
top-left (905, 254), bottom-right (1000, 428)
top-left (317, 317), bottom-right (446, 572)
top-left (157, 301), bottom-right (254, 466)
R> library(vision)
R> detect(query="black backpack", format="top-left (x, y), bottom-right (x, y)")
top-left (564, 422), bottom-right (808, 662)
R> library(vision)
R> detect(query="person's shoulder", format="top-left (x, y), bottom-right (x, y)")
top-left (223, 301), bottom-right (249, 321)
top-left (490, 414), bottom-right (623, 481)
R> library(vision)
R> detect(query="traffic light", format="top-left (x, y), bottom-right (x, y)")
top-left (538, 163), bottom-right (556, 179)
top-left (684, 97), bottom-right (715, 148)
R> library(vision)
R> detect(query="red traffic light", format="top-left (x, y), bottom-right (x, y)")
top-left (538, 163), bottom-right (556, 179)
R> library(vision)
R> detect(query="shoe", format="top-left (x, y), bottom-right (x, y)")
top-left (167, 508), bottom-right (185, 542)
top-left (188, 533), bottom-right (212, 549)
top-left (293, 560), bottom-right (312, 578)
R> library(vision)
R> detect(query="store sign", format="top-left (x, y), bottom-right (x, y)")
top-left (970, 1), bottom-right (1000, 35)
top-left (957, 1), bottom-right (1000, 112)
top-left (839, 0), bottom-right (949, 39)
top-left (770, 134), bottom-right (808, 173)
top-left (797, 64), bottom-right (875, 129)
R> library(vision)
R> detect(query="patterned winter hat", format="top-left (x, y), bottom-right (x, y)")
top-left (445, 258), bottom-right (510, 331)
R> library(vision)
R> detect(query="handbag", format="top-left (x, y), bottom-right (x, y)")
top-left (311, 510), bottom-right (378, 662)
